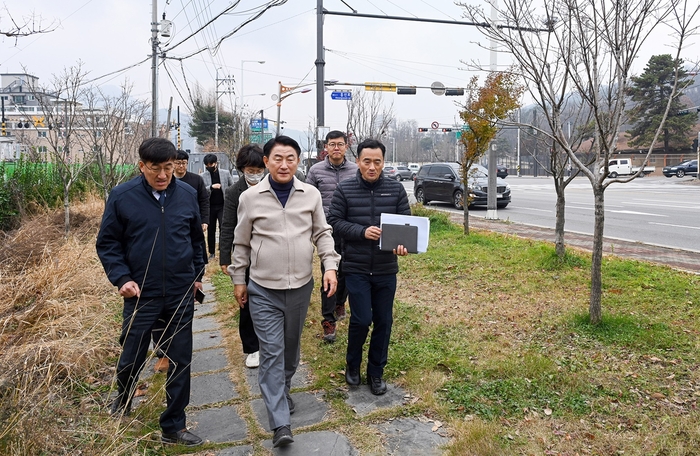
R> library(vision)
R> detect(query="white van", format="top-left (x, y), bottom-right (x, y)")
top-left (408, 163), bottom-right (421, 177)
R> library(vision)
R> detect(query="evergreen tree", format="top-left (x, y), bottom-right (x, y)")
top-left (626, 54), bottom-right (697, 152)
top-left (187, 95), bottom-right (234, 148)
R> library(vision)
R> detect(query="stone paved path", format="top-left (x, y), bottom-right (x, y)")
top-left (140, 280), bottom-right (450, 455)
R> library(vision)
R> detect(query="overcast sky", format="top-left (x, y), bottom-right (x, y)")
top-left (2, 0), bottom-right (695, 137)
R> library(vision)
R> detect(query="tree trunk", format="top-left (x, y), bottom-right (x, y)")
top-left (554, 183), bottom-right (566, 258)
top-left (589, 186), bottom-right (605, 325)
top-left (64, 186), bottom-right (71, 237)
top-left (463, 202), bottom-right (470, 235)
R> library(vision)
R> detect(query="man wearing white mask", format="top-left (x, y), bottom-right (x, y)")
top-left (219, 144), bottom-right (266, 368)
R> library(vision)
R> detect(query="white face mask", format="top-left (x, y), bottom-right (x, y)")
top-left (244, 171), bottom-right (265, 185)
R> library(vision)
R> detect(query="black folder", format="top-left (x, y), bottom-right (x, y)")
top-left (380, 223), bottom-right (419, 254)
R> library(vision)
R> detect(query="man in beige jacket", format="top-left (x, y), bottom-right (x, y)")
top-left (230, 135), bottom-right (339, 448)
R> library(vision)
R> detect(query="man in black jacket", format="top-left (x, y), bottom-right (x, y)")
top-left (327, 139), bottom-right (410, 396)
top-left (96, 138), bottom-right (205, 446)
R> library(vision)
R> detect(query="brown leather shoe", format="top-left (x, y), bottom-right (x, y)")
top-left (154, 357), bottom-right (169, 373)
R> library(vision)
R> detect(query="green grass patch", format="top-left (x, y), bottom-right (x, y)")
top-left (570, 312), bottom-right (687, 351)
top-left (441, 352), bottom-right (595, 420)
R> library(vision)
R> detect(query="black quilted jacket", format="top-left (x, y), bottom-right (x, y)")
top-left (327, 170), bottom-right (411, 275)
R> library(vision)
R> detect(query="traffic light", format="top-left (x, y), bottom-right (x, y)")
top-left (1, 117), bottom-right (5, 137)
top-left (418, 128), bottom-right (428, 132)
top-left (444, 88), bottom-right (465, 96)
top-left (442, 128), bottom-right (453, 132)
top-left (396, 86), bottom-right (417, 95)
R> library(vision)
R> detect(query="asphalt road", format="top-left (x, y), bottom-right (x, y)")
top-left (402, 175), bottom-right (700, 253)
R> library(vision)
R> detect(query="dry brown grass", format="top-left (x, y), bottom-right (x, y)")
top-left (0, 196), bottom-right (128, 455)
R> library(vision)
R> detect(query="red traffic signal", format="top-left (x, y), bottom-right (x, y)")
top-left (418, 128), bottom-right (428, 132)
top-left (441, 128), bottom-right (453, 132)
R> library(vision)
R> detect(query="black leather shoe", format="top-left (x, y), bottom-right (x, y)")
top-left (109, 399), bottom-right (131, 418)
top-left (273, 425), bottom-right (294, 447)
top-left (161, 429), bottom-right (203, 446)
top-left (368, 375), bottom-right (387, 395)
top-left (345, 364), bottom-right (360, 386)
top-left (287, 394), bottom-right (295, 414)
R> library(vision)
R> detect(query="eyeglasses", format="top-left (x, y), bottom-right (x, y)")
top-left (144, 163), bottom-right (174, 174)
top-left (327, 142), bottom-right (346, 149)
top-left (174, 160), bottom-right (188, 166)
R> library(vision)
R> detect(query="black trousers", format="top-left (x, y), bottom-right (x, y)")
top-left (345, 273), bottom-right (396, 378)
top-left (114, 294), bottom-right (194, 433)
top-left (207, 205), bottom-right (224, 255)
top-left (240, 299), bottom-right (260, 354)
top-left (321, 233), bottom-right (348, 323)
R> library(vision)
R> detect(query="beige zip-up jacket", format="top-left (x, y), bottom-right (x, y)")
top-left (230, 175), bottom-right (340, 289)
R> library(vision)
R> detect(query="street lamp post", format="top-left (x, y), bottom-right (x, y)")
top-left (274, 82), bottom-right (312, 136)
top-left (240, 60), bottom-right (265, 108)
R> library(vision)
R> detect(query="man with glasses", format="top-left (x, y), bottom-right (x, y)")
top-left (306, 131), bottom-right (358, 342)
top-left (96, 138), bottom-right (205, 446)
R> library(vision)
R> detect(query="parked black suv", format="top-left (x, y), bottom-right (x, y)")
top-left (414, 163), bottom-right (511, 209)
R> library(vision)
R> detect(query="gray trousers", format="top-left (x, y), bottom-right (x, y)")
top-left (247, 279), bottom-right (313, 430)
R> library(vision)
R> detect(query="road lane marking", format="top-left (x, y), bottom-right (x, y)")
top-left (515, 207), bottom-right (552, 213)
top-left (649, 222), bottom-right (700, 230)
top-left (611, 210), bottom-right (666, 217)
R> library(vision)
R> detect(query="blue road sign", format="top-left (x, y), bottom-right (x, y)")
top-left (331, 91), bottom-right (352, 100)
top-left (250, 119), bottom-right (269, 130)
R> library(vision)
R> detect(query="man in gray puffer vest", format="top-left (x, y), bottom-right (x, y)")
top-left (306, 130), bottom-right (358, 342)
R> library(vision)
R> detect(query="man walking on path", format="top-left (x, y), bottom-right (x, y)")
top-left (202, 153), bottom-right (235, 260)
top-left (231, 135), bottom-right (339, 447)
top-left (328, 138), bottom-right (410, 396)
top-left (306, 130), bottom-right (358, 343)
top-left (96, 138), bottom-right (205, 446)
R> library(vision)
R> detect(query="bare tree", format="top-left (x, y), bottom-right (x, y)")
top-left (26, 63), bottom-right (95, 235)
top-left (523, 105), bottom-right (596, 258)
top-left (0, 5), bottom-right (57, 39)
top-left (461, 0), bottom-right (700, 324)
top-left (345, 90), bottom-right (395, 146)
top-left (78, 82), bottom-right (149, 202)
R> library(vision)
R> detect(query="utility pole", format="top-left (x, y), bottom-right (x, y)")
top-left (215, 68), bottom-right (235, 149)
top-left (150, 1), bottom-right (159, 138)
top-left (177, 106), bottom-right (181, 149)
top-left (485, 2), bottom-right (498, 220)
top-left (315, 0), bottom-right (325, 157)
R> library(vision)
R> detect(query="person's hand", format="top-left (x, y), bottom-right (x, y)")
top-left (194, 281), bottom-right (203, 293)
top-left (364, 226), bottom-right (381, 241)
top-left (221, 264), bottom-right (230, 275)
top-left (202, 223), bottom-right (208, 231)
top-left (393, 245), bottom-right (409, 256)
top-left (119, 281), bottom-right (140, 298)
top-left (234, 284), bottom-right (248, 309)
top-left (212, 183), bottom-right (222, 189)
top-left (323, 269), bottom-right (338, 298)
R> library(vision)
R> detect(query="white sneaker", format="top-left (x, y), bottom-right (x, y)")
top-left (245, 351), bottom-right (260, 368)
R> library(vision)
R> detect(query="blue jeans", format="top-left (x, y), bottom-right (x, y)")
top-left (345, 274), bottom-right (397, 378)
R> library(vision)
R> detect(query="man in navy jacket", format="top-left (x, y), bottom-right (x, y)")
top-left (96, 138), bottom-right (205, 446)
top-left (327, 138), bottom-right (410, 396)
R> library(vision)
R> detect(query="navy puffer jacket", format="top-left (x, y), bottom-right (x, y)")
top-left (327, 170), bottom-right (411, 275)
